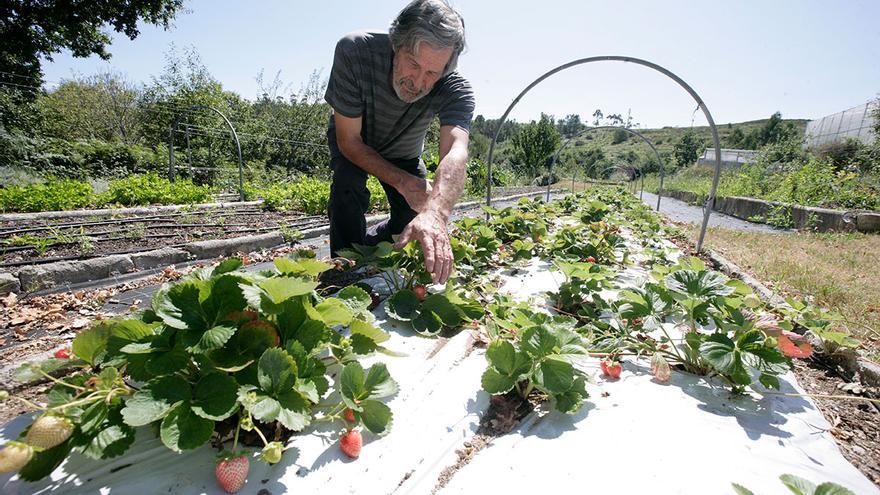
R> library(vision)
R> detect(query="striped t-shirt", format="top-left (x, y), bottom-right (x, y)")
top-left (324, 31), bottom-right (475, 161)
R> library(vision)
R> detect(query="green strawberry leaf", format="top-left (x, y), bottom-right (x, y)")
top-left (337, 285), bottom-right (373, 312)
top-left (481, 367), bottom-right (517, 394)
top-left (275, 389), bottom-right (311, 431)
top-left (521, 326), bottom-right (560, 358)
top-left (192, 373), bottom-right (239, 421)
top-left (186, 324), bottom-right (237, 354)
top-left (421, 294), bottom-right (463, 327)
top-left (350, 318), bottom-right (390, 344)
top-left (259, 277), bottom-right (319, 306)
top-left (364, 363), bottom-right (398, 399)
top-left (780, 474), bottom-right (817, 495)
top-left (535, 357), bottom-right (574, 395)
top-left (160, 403), bottom-right (214, 452)
top-left (154, 280), bottom-right (208, 331)
top-left (79, 401), bottom-right (110, 436)
top-left (274, 257), bottom-right (332, 277)
top-left (700, 333), bottom-right (751, 386)
top-left (813, 482), bottom-right (856, 495)
top-left (308, 298), bottom-right (353, 326)
top-left (211, 257), bottom-right (243, 276)
top-left (351, 333), bottom-right (378, 355)
top-left (386, 289), bottom-right (420, 321)
top-left (81, 423), bottom-right (136, 460)
top-left (339, 361), bottom-right (366, 406)
top-left (121, 375), bottom-right (191, 426)
top-left (257, 348), bottom-right (298, 396)
top-left (359, 399), bottom-right (392, 436)
top-left (758, 373), bottom-right (781, 390)
top-left (412, 310), bottom-right (444, 336)
top-left (72, 322), bottom-right (113, 366)
top-left (730, 483), bottom-right (755, 495)
top-left (145, 346), bottom-right (190, 376)
top-left (17, 438), bottom-right (73, 482)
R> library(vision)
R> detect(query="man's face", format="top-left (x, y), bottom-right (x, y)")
top-left (392, 42), bottom-right (454, 103)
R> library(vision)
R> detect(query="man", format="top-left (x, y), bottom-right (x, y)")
top-left (324, 0), bottom-right (474, 285)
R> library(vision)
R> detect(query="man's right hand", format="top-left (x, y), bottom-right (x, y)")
top-left (397, 174), bottom-right (433, 213)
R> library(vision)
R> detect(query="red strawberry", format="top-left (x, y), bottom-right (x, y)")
top-left (216, 454), bottom-right (249, 493)
top-left (344, 408), bottom-right (356, 423)
top-left (586, 256), bottom-right (596, 263)
top-left (600, 359), bottom-right (622, 379)
top-left (26, 414), bottom-right (74, 449)
top-left (340, 429), bottom-right (362, 459)
top-left (54, 348), bottom-right (71, 359)
top-left (0, 441), bottom-right (33, 474)
top-left (413, 285), bottom-right (427, 302)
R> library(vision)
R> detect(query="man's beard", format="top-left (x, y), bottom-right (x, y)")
top-left (392, 61), bottom-right (429, 103)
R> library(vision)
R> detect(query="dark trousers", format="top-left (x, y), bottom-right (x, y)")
top-left (328, 152), bottom-right (426, 257)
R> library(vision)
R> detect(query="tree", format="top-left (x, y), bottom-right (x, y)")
top-left (510, 113), bottom-right (561, 178)
top-left (672, 131), bottom-right (703, 169)
top-left (592, 109), bottom-right (603, 126)
top-left (726, 127), bottom-right (745, 148)
top-left (40, 71), bottom-right (143, 143)
top-left (468, 131), bottom-right (490, 160)
top-left (1, 0), bottom-right (186, 86)
top-left (556, 114), bottom-right (583, 138)
top-left (611, 128), bottom-right (628, 144)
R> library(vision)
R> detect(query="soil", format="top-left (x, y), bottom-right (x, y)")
top-left (0, 208), bottom-right (324, 267)
top-left (794, 358), bottom-right (880, 487)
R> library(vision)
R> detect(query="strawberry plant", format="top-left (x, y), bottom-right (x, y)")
top-left (775, 298), bottom-right (860, 355)
top-left (385, 282), bottom-right (482, 337)
top-left (546, 220), bottom-right (623, 264)
top-left (338, 241), bottom-right (433, 293)
top-left (549, 261), bottom-right (614, 323)
top-left (481, 320), bottom-right (591, 414)
top-left (483, 200), bottom-right (548, 245)
top-left (586, 257), bottom-right (796, 392)
top-left (0, 254), bottom-right (397, 482)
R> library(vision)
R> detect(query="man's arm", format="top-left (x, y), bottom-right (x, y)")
top-left (334, 113), bottom-right (433, 211)
top-left (394, 125), bottom-right (469, 284)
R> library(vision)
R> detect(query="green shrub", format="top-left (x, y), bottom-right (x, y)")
top-left (466, 158), bottom-right (510, 197)
top-left (248, 176), bottom-right (388, 215)
top-left (98, 173), bottom-right (213, 206)
top-left (0, 179), bottom-right (94, 213)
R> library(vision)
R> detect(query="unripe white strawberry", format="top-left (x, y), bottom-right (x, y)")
top-left (0, 441), bottom-right (33, 473)
top-left (650, 352), bottom-right (671, 383)
top-left (26, 414), bottom-right (74, 449)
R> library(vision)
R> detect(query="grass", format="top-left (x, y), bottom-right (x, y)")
top-left (679, 224), bottom-right (880, 360)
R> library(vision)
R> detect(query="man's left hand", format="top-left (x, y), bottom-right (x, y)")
top-left (393, 210), bottom-right (453, 284)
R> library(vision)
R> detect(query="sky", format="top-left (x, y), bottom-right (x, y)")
top-left (37, 0), bottom-right (880, 129)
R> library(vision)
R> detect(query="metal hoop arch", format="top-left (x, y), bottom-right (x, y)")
top-left (486, 56), bottom-right (722, 251)
top-left (168, 105), bottom-right (245, 202)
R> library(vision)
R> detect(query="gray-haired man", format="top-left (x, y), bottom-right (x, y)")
top-left (325, 0), bottom-right (474, 285)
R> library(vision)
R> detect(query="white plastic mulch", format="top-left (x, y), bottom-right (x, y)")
top-left (2, 231), bottom-right (877, 495)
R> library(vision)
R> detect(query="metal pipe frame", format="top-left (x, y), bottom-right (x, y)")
top-left (486, 56), bottom-right (723, 251)
top-left (168, 105), bottom-right (245, 202)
